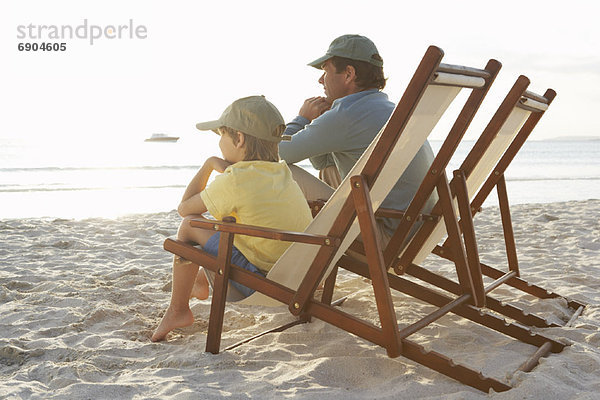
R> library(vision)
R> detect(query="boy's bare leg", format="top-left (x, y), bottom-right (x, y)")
top-left (152, 216), bottom-right (216, 342)
top-left (152, 256), bottom-right (200, 341)
top-left (190, 267), bottom-right (210, 300)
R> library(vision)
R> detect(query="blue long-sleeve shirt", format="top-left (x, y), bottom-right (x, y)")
top-left (279, 89), bottom-right (437, 236)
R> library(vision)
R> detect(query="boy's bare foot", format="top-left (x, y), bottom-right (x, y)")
top-left (189, 270), bottom-right (210, 300)
top-left (151, 307), bottom-right (194, 342)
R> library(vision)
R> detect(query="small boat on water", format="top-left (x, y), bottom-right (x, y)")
top-left (144, 133), bottom-right (179, 142)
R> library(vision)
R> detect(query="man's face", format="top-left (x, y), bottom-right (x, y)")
top-left (318, 59), bottom-right (350, 102)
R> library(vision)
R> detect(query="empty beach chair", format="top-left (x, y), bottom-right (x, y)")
top-left (335, 74), bottom-right (585, 391)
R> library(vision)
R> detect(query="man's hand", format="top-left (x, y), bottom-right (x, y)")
top-left (299, 96), bottom-right (331, 121)
top-left (205, 156), bottom-right (232, 173)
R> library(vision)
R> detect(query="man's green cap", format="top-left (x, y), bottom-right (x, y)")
top-left (196, 95), bottom-right (290, 142)
top-left (307, 34), bottom-right (383, 69)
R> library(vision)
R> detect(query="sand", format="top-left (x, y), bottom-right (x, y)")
top-left (1, 199), bottom-right (599, 399)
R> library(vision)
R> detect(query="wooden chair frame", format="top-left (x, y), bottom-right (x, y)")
top-left (160, 46), bottom-right (546, 392)
top-left (332, 76), bottom-right (586, 391)
top-left (386, 77), bottom-right (585, 314)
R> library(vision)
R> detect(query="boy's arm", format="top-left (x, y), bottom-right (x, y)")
top-left (178, 193), bottom-right (207, 217)
top-left (178, 157), bottom-right (230, 217)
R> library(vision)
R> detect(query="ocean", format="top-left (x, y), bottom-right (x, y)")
top-left (1, 136), bottom-right (599, 219)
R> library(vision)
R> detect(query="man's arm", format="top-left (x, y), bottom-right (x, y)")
top-left (309, 153), bottom-right (335, 170)
top-left (284, 115), bottom-right (311, 136)
top-left (279, 103), bottom-right (346, 164)
top-left (299, 97), bottom-right (331, 121)
top-left (284, 97), bottom-right (331, 136)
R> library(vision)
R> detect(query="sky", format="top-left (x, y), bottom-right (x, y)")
top-left (2, 0), bottom-right (599, 145)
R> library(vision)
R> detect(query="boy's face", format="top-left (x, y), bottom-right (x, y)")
top-left (219, 131), bottom-right (245, 163)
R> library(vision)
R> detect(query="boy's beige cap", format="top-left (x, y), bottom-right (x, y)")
top-left (308, 34), bottom-right (383, 69)
top-left (196, 95), bottom-right (290, 142)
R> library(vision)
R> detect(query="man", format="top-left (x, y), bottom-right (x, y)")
top-left (279, 34), bottom-right (437, 244)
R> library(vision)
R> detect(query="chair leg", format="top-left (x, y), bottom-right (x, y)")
top-left (453, 169), bottom-right (486, 307)
top-left (496, 175), bottom-right (520, 275)
top-left (321, 265), bottom-right (338, 305)
top-left (435, 171), bottom-right (478, 304)
top-left (205, 229), bottom-right (234, 354)
top-left (350, 175), bottom-right (402, 357)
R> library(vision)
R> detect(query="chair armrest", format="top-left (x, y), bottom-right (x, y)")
top-left (374, 207), bottom-right (440, 222)
top-left (189, 216), bottom-right (339, 247)
top-left (309, 199), bottom-right (440, 223)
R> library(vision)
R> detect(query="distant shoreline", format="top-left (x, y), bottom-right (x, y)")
top-left (544, 135), bottom-right (600, 141)
top-left (1, 135), bottom-right (600, 143)
top-left (429, 136), bottom-right (600, 142)
top-left (1, 199), bottom-right (598, 222)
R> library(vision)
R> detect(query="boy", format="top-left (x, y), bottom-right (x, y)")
top-left (152, 96), bottom-right (312, 342)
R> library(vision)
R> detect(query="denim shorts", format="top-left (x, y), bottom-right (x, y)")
top-left (203, 233), bottom-right (266, 298)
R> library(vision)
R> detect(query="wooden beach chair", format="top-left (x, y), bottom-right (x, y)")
top-left (164, 46), bottom-right (509, 390)
top-left (387, 76), bottom-right (586, 314)
top-left (334, 75), bottom-right (586, 391)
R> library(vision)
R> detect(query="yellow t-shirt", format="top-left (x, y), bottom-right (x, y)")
top-left (200, 160), bottom-right (312, 272)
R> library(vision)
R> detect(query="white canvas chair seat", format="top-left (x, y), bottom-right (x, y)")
top-left (409, 99), bottom-right (533, 265)
top-left (241, 84), bottom-right (462, 306)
